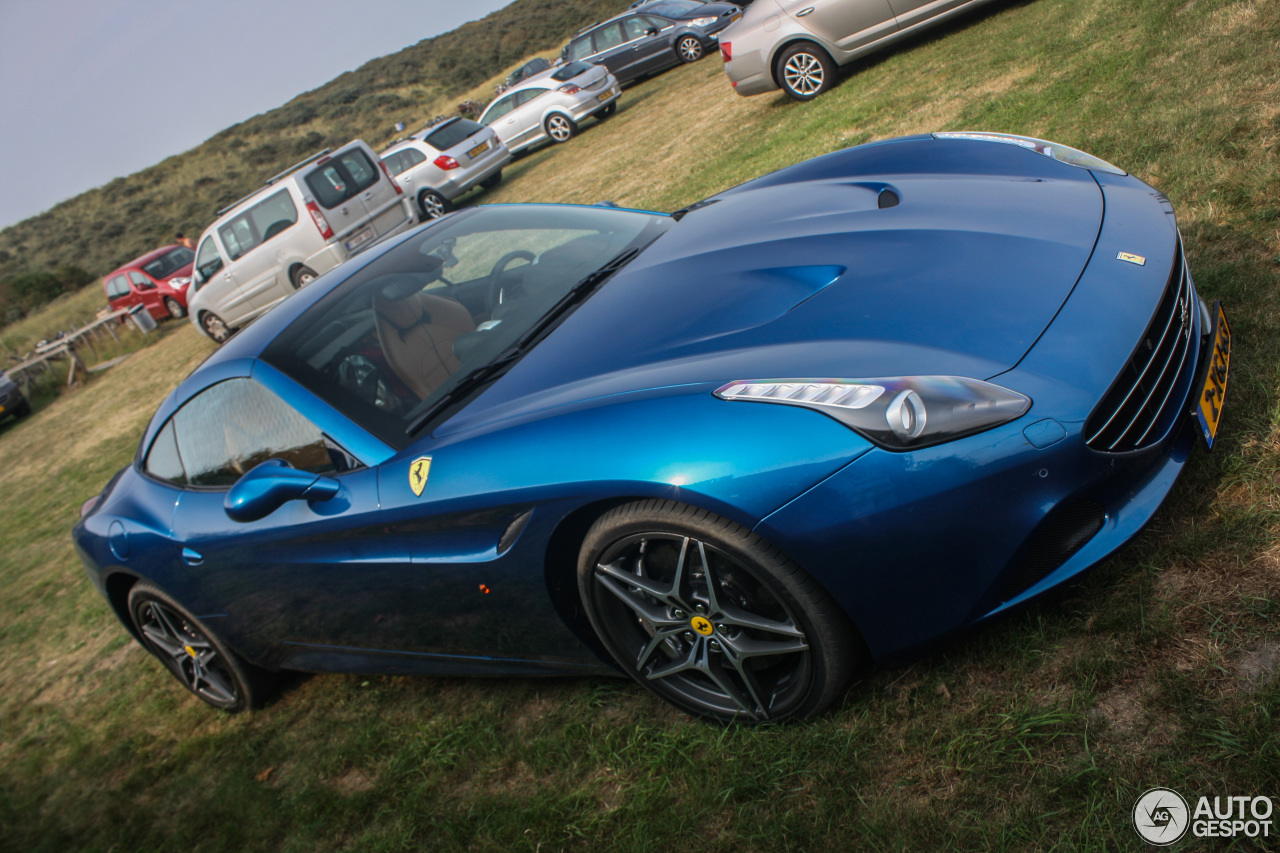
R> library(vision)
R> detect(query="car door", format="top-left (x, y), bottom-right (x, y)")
top-left (583, 21), bottom-right (634, 79)
top-left (483, 91), bottom-right (539, 150)
top-left (776, 0), bottom-right (898, 52)
top-left (623, 15), bottom-right (676, 77)
top-left (127, 270), bottom-right (164, 318)
top-left (216, 204), bottom-right (285, 314)
top-left (105, 274), bottom-right (135, 313)
top-left (886, 0), bottom-right (976, 29)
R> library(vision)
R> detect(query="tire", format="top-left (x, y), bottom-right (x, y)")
top-left (479, 170), bottom-right (503, 191)
top-left (418, 189), bottom-right (450, 221)
top-left (291, 265), bottom-right (318, 288)
top-left (596, 102), bottom-right (617, 120)
top-left (776, 42), bottom-right (836, 101)
top-left (677, 35), bottom-right (704, 63)
top-left (163, 296), bottom-right (186, 319)
top-left (14, 398), bottom-right (31, 418)
top-left (577, 500), bottom-right (859, 724)
top-left (199, 311), bottom-right (231, 343)
top-left (544, 113), bottom-right (578, 144)
top-left (128, 581), bottom-right (271, 712)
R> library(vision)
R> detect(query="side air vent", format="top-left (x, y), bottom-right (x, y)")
top-left (998, 500), bottom-right (1105, 603)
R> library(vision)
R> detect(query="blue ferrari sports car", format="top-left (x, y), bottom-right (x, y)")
top-left (74, 132), bottom-right (1231, 723)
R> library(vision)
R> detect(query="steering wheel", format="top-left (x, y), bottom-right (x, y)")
top-left (484, 250), bottom-right (535, 313)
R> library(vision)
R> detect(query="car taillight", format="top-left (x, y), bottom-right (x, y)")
top-left (307, 201), bottom-right (334, 240)
top-left (434, 155), bottom-right (460, 170)
top-left (493, 132), bottom-right (501, 144)
top-left (557, 84), bottom-right (582, 95)
top-left (720, 42), bottom-right (732, 62)
top-left (379, 160), bottom-right (403, 194)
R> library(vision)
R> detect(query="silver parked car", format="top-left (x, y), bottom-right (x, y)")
top-left (721, 0), bottom-right (999, 100)
top-left (478, 61), bottom-right (621, 155)
top-left (381, 118), bottom-right (512, 221)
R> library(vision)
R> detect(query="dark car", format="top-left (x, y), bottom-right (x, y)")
top-left (505, 57), bottom-right (553, 88)
top-left (74, 134), bottom-right (1229, 724)
top-left (0, 371), bottom-right (30, 423)
top-left (562, 1), bottom-right (742, 83)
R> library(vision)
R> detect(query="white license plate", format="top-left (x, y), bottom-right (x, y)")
top-left (345, 226), bottom-right (374, 253)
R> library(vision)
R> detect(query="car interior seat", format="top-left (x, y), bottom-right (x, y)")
top-left (373, 289), bottom-right (477, 401)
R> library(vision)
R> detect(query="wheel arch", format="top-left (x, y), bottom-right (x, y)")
top-left (768, 37), bottom-right (836, 89)
top-left (104, 570), bottom-right (144, 643)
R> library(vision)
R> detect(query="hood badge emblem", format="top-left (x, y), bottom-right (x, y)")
top-left (1117, 252), bottom-right (1146, 266)
top-left (409, 457), bottom-right (432, 497)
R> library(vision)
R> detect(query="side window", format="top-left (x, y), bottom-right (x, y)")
top-left (593, 22), bottom-right (625, 52)
top-left (194, 238), bottom-right (223, 284)
top-left (128, 270), bottom-right (152, 289)
top-left (144, 378), bottom-right (341, 488)
top-left (106, 275), bottom-right (129, 299)
top-left (517, 88), bottom-right (549, 107)
top-left (640, 15), bottom-right (670, 31)
top-left (249, 188), bottom-right (298, 244)
top-left (483, 93), bottom-right (518, 122)
top-left (623, 17), bottom-right (651, 40)
top-left (402, 148), bottom-right (427, 169)
top-left (381, 152), bottom-right (406, 176)
top-left (218, 214), bottom-right (257, 262)
top-left (565, 36), bottom-right (594, 62)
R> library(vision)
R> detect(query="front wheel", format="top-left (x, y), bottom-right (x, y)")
top-left (677, 35), bottom-right (704, 63)
top-left (128, 582), bottom-right (271, 712)
top-left (163, 296), bottom-right (186, 319)
top-left (577, 500), bottom-right (859, 723)
top-left (776, 42), bottom-right (836, 101)
top-left (418, 189), bottom-right (450, 221)
top-left (199, 311), bottom-right (231, 343)
top-left (544, 113), bottom-right (578, 144)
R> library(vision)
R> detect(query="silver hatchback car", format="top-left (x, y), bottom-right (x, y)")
top-left (478, 61), bottom-right (621, 155)
top-left (381, 118), bottom-right (512, 220)
top-left (721, 0), bottom-right (999, 100)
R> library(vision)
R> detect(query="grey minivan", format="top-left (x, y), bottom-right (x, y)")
top-left (561, 1), bottom-right (742, 83)
top-left (188, 141), bottom-right (415, 342)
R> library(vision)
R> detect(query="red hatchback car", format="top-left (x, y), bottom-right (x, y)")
top-left (103, 245), bottom-right (195, 320)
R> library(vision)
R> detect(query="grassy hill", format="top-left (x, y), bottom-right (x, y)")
top-left (2, 0), bottom-right (1279, 849)
top-left (0, 0), bottom-right (620, 316)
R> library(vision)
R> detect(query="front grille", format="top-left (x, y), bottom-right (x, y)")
top-left (1084, 246), bottom-right (1196, 452)
top-left (998, 500), bottom-right (1106, 603)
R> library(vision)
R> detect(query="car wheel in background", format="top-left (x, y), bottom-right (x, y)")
top-left (14, 398), bottom-right (31, 418)
top-left (128, 581), bottom-right (271, 712)
top-left (545, 114), bottom-right (578, 143)
top-left (199, 311), bottom-right (231, 343)
top-left (677, 35), bottom-right (704, 63)
top-left (291, 265), bottom-right (318, 288)
top-left (418, 189), bottom-right (450, 221)
top-left (777, 42), bottom-right (836, 101)
top-left (163, 296), bottom-right (186, 319)
top-left (480, 170), bottom-right (503, 190)
top-left (596, 102), bottom-right (618, 119)
top-left (577, 500), bottom-right (859, 723)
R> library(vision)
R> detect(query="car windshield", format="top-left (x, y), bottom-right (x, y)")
top-left (141, 247), bottom-right (194, 280)
top-left (644, 0), bottom-right (704, 17)
top-left (262, 205), bottom-right (673, 449)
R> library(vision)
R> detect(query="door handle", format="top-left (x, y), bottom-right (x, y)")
top-left (796, 6), bottom-right (814, 15)
top-left (182, 547), bottom-right (204, 566)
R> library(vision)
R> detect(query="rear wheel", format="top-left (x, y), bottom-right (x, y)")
top-left (578, 500), bottom-right (859, 723)
top-left (200, 311), bottom-right (231, 343)
top-left (545, 114), bottom-right (578, 143)
top-left (479, 170), bottom-right (503, 190)
top-left (163, 296), bottom-right (186, 319)
top-left (677, 35), bottom-right (704, 63)
top-left (776, 42), bottom-right (836, 101)
top-left (128, 582), bottom-right (271, 712)
top-left (291, 265), bottom-right (318, 288)
top-left (418, 189), bottom-right (450, 221)
top-left (596, 102), bottom-right (618, 120)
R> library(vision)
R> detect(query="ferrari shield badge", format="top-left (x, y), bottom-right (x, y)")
top-left (1116, 252), bottom-right (1146, 266)
top-left (409, 457), bottom-right (432, 497)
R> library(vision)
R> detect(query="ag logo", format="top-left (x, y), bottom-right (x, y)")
top-left (1133, 787), bottom-right (1189, 846)
top-left (408, 456), bottom-right (432, 497)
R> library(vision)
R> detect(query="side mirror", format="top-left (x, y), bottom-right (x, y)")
top-left (646, 26), bottom-right (659, 36)
top-left (224, 459), bottom-right (339, 522)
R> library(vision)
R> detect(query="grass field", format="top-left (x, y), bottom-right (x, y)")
top-left (2, 0), bottom-right (1278, 849)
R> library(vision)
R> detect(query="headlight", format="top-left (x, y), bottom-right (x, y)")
top-left (168, 276), bottom-right (191, 289)
top-left (689, 17), bottom-right (717, 27)
top-left (714, 377), bottom-right (1031, 450)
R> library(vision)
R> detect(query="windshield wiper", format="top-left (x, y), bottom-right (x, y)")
top-left (405, 248), bottom-right (641, 437)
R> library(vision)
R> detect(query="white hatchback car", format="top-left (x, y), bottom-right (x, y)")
top-left (380, 118), bottom-right (512, 221)
top-left (478, 61), bottom-right (621, 154)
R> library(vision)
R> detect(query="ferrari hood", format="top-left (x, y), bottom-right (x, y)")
top-left (441, 138), bottom-right (1105, 435)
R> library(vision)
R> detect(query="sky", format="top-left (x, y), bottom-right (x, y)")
top-left (0, 0), bottom-right (515, 229)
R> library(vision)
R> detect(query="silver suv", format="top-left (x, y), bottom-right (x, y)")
top-left (721, 0), bottom-right (998, 100)
top-left (381, 118), bottom-right (512, 221)
top-left (478, 61), bottom-right (621, 154)
top-left (188, 140), bottom-right (415, 342)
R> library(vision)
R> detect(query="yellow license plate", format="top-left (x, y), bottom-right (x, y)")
top-left (597, 91), bottom-right (611, 102)
top-left (1195, 302), bottom-right (1230, 448)
top-left (467, 140), bottom-right (490, 158)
